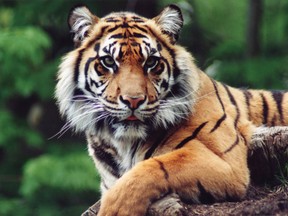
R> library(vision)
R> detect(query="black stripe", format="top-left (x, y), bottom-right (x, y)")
top-left (92, 145), bottom-right (120, 178)
top-left (102, 47), bottom-right (109, 54)
top-left (109, 33), bottom-right (123, 39)
top-left (271, 91), bottom-right (284, 124)
top-left (175, 122), bottom-right (208, 149)
top-left (150, 48), bottom-right (157, 55)
top-left (223, 134), bottom-right (239, 154)
top-left (153, 85), bottom-right (160, 96)
top-left (74, 48), bottom-right (85, 83)
top-left (130, 41), bottom-right (139, 47)
top-left (154, 159), bottom-right (169, 180)
top-left (133, 25), bottom-right (148, 33)
top-left (242, 90), bottom-right (252, 121)
top-left (240, 132), bottom-right (248, 146)
top-left (223, 84), bottom-right (240, 128)
top-left (160, 79), bottom-right (169, 91)
top-left (210, 80), bottom-right (226, 132)
top-left (131, 141), bottom-right (141, 162)
top-left (72, 88), bottom-right (86, 101)
top-left (210, 114), bottom-right (226, 133)
top-left (112, 47), bottom-right (116, 56)
top-left (94, 43), bottom-right (100, 52)
top-left (131, 16), bottom-right (144, 23)
top-left (105, 18), bottom-right (120, 23)
top-left (90, 79), bottom-right (104, 88)
top-left (157, 41), bottom-right (162, 51)
top-left (122, 22), bottom-right (130, 28)
top-left (102, 181), bottom-right (109, 190)
top-left (144, 130), bottom-right (168, 159)
top-left (197, 181), bottom-right (215, 204)
top-left (84, 56), bottom-right (98, 92)
top-left (165, 82), bottom-right (186, 103)
top-left (221, 85), bottom-right (241, 153)
top-left (133, 33), bottom-right (147, 38)
top-left (98, 83), bottom-right (108, 96)
top-left (107, 41), bottom-right (117, 53)
top-left (212, 81), bottom-right (225, 110)
top-left (138, 45), bottom-right (144, 58)
top-left (105, 106), bottom-right (123, 111)
top-left (261, 93), bottom-right (269, 125)
top-left (107, 25), bottom-right (121, 32)
top-left (143, 40), bottom-right (150, 48)
top-left (142, 107), bottom-right (158, 113)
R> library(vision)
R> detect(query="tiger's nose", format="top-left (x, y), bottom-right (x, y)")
top-left (120, 95), bottom-right (146, 109)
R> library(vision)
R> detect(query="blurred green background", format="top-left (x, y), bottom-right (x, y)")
top-left (0, 0), bottom-right (287, 215)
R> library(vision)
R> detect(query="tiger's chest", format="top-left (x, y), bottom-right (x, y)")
top-left (87, 132), bottom-right (148, 192)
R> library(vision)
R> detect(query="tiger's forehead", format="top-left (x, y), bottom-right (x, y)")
top-left (102, 12), bottom-right (148, 23)
top-left (96, 12), bottom-right (158, 62)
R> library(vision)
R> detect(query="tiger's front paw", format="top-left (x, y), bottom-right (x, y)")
top-left (97, 183), bottom-right (148, 216)
top-left (97, 160), bottom-right (168, 216)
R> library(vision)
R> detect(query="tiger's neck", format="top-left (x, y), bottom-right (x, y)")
top-left (86, 116), bottom-right (186, 192)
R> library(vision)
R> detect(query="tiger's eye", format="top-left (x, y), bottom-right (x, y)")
top-left (101, 56), bottom-right (115, 68)
top-left (145, 56), bottom-right (159, 69)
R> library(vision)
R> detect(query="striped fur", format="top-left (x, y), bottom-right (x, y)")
top-left (55, 5), bottom-right (288, 216)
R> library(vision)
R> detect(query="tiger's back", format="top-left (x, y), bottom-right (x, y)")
top-left (55, 5), bottom-right (288, 215)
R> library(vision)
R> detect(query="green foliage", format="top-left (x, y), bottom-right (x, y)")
top-left (0, 26), bottom-right (53, 100)
top-left (192, 0), bottom-right (247, 45)
top-left (262, 0), bottom-right (288, 53)
top-left (21, 153), bottom-right (100, 197)
top-left (0, 110), bottom-right (44, 147)
top-left (214, 57), bottom-right (288, 89)
top-left (0, 23), bottom-right (53, 149)
top-left (1, 153), bottom-right (101, 216)
top-left (0, 198), bottom-right (30, 216)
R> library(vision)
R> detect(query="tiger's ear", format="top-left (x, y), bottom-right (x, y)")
top-left (68, 5), bottom-right (99, 47)
top-left (153, 5), bottom-right (183, 43)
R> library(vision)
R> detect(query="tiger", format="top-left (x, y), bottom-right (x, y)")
top-left (55, 4), bottom-right (288, 216)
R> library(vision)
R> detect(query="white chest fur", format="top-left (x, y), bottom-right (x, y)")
top-left (87, 132), bottom-right (147, 193)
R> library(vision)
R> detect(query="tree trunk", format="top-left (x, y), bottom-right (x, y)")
top-left (82, 126), bottom-right (288, 216)
top-left (246, 0), bottom-right (263, 57)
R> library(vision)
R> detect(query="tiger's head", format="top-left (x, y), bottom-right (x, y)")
top-left (56, 5), bottom-right (199, 142)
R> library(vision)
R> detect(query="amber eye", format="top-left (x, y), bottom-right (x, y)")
top-left (145, 56), bottom-right (159, 69)
top-left (100, 56), bottom-right (116, 69)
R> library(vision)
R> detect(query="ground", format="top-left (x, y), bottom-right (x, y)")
top-left (82, 184), bottom-right (288, 216)
top-left (185, 185), bottom-right (288, 215)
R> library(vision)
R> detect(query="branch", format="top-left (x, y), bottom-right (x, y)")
top-left (82, 127), bottom-right (288, 216)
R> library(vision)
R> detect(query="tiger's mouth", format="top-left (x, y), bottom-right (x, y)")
top-left (116, 114), bottom-right (151, 126)
top-left (126, 115), bottom-right (139, 121)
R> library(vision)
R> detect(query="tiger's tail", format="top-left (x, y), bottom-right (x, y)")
top-left (242, 89), bottom-right (288, 127)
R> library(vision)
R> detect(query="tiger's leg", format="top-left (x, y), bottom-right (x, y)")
top-left (97, 140), bottom-right (249, 216)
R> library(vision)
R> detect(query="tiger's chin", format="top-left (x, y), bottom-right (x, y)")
top-left (111, 121), bottom-right (149, 142)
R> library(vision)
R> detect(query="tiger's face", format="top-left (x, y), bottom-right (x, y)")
top-left (80, 17), bottom-right (171, 121)
top-left (56, 5), bottom-right (198, 141)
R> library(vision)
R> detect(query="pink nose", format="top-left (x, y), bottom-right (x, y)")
top-left (120, 95), bottom-right (146, 109)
